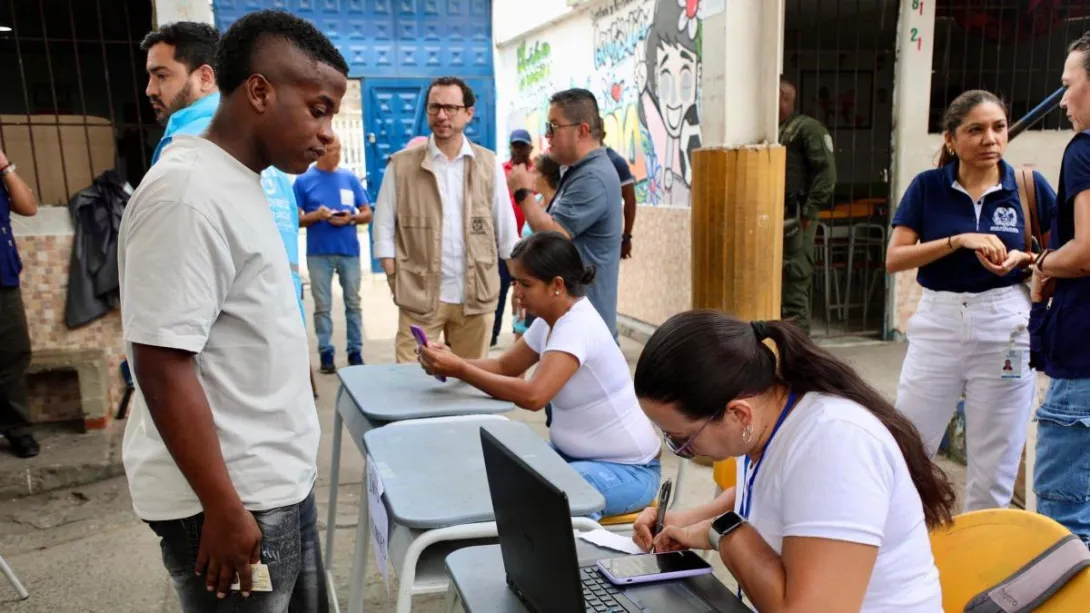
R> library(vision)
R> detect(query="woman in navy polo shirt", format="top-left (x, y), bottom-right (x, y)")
top-left (886, 90), bottom-right (1056, 512)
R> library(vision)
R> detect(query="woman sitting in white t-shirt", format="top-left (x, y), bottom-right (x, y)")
top-left (630, 311), bottom-right (955, 613)
top-left (418, 231), bottom-right (661, 517)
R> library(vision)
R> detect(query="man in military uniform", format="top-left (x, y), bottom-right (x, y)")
top-left (779, 77), bottom-right (836, 335)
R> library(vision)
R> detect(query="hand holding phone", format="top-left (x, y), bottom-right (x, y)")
top-left (410, 325), bottom-right (447, 382)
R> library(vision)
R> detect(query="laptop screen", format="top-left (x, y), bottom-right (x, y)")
top-left (480, 426), bottom-right (585, 612)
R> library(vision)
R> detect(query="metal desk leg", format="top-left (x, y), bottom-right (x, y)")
top-left (347, 479), bottom-right (371, 613)
top-left (0, 554), bottom-right (28, 600)
top-left (325, 389), bottom-right (344, 572)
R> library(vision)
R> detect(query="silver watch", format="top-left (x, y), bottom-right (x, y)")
top-left (708, 511), bottom-right (746, 550)
top-left (0, 164), bottom-right (15, 177)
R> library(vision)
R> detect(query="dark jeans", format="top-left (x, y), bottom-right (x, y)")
top-left (148, 491), bottom-right (328, 613)
top-left (0, 286), bottom-right (32, 438)
top-left (492, 259), bottom-right (511, 343)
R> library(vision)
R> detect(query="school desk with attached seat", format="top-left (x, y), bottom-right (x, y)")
top-left (352, 417), bottom-right (605, 613)
top-left (323, 364), bottom-right (516, 612)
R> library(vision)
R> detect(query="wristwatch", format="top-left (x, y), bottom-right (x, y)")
top-left (622, 233), bottom-right (633, 242)
top-left (707, 511), bottom-right (746, 550)
top-left (0, 163), bottom-right (15, 177)
top-left (513, 188), bottom-right (532, 202)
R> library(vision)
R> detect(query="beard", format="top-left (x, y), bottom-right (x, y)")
top-left (152, 81), bottom-right (196, 126)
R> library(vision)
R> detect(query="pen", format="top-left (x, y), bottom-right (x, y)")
top-left (648, 479), bottom-right (673, 554)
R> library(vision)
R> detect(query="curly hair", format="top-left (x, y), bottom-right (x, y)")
top-left (215, 10), bottom-right (349, 95)
top-left (140, 22), bottom-right (219, 73)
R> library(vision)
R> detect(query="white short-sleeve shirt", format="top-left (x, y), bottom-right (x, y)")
top-left (736, 392), bottom-right (943, 612)
top-left (118, 136), bottom-right (319, 521)
top-left (523, 298), bottom-right (659, 464)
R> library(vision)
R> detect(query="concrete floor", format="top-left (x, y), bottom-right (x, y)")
top-left (0, 236), bottom-right (965, 612)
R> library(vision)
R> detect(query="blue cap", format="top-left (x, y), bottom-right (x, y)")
top-left (509, 129), bottom-right (533, 145)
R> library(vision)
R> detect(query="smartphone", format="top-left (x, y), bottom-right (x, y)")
top-left (332, 210), bottom-right (351, 217)
top-left (595, 550), bottom-right (714, 586)
top-left (409, 324), bottom-right (446, 382)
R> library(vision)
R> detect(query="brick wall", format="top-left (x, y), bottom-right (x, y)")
top-left (16, 233), bottom-right (125, 430)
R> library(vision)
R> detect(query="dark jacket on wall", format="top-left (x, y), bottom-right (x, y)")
top-left (65, 169), bottom-right (130, 329)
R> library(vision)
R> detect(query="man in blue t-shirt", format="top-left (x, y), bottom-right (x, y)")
top-left (1029, 32), bottom-right (1090, 545)
top-left (295, 135), bottom-right (372, 373)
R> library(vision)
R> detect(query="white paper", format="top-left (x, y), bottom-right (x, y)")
top-left (578, 529), bottom-right (644, 555)
top-left (700, 0), bottom-right (726, 18)
top-left (366, 455), bottom-right (392, 594)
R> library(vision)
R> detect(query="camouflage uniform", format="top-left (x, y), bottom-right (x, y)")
top-left (779, 113), bottom-right (836, 335)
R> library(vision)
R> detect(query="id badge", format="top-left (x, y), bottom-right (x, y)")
top-left (1000, 349), bottom-right (1025, 379)
top-left (340, 188), bottom-right (354, 207)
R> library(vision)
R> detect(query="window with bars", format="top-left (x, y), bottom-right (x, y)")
top-left (0, 0), bottom-right (158, 205)
top-left (930, 0), bottom-right (1090, 133)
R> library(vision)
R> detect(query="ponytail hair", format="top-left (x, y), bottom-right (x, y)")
top-left (634, 310), bottom-right (956, 529)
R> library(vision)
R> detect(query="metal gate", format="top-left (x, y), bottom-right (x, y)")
top-left (783, 0), bottom-right (900, 339)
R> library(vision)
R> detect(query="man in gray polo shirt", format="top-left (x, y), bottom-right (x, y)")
top-left (508, 88), bottom-right (622, 338)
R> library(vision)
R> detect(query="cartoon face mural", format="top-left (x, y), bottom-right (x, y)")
top-left (507, 0), bottom-right (705, 207)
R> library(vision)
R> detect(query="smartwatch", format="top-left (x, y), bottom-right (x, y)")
top-left (707, 511), bottom-right (746, 550)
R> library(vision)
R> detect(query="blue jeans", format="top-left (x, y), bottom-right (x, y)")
top-left (1035, 378), bottom-right (1090, 546)
top-left (491, 259), bottom-right (510, 343)
top-left (308, 255), bottom-right (362, 357)
top-left (552, 444), bottom-right (661, 519)
top-left (148, 491), bottom-right (327, 613)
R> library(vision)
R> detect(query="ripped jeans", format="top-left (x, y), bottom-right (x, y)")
top-left (148, 491), bottom-right (327, 613)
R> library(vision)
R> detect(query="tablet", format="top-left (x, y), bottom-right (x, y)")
top-left (595, 550), bottom-right (714, 586)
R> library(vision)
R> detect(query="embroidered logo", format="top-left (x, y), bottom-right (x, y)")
top-left (989, 207), bottom-right (1019, 234)
top-left (471, 217), bottom-right (488, 235)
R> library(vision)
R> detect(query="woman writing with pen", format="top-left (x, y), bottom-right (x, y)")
top-left (630, 311), bottom-right (954, 612)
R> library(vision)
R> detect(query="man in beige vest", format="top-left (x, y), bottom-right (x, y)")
top-left (373, 77), bottom-right (518, 362)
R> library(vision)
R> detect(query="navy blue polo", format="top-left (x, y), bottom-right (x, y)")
top-left (892, 160), bottom-right (1055, 294)
top-left (0, 182), bottom-right (21, 288)
top-left (1031, 131), bottom-right (1090, 379)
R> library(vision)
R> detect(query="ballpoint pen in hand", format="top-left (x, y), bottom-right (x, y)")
top-left (648, 479), bottom-right (673, 554)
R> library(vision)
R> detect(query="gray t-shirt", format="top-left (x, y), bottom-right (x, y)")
top-left (551, 148), bottom-right (622, 338)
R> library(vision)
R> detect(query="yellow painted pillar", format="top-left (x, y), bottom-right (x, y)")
top-left (693, 0), bottom-right (786, 478)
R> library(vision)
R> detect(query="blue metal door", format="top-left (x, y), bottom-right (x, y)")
top-left (361, 77), bottom-right (494, 272)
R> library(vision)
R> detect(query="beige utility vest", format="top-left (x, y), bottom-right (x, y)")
top-left (388, 142), bottom-right (500, 317)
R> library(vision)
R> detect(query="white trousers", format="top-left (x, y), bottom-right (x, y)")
top-left (896, 285), bottom-right (1034, 512)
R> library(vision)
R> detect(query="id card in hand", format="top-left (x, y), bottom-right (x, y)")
top-left (230, 563), bottom-right (273, 593)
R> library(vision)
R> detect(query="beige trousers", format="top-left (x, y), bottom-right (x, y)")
top-left (395, 303), bottom-right (495, 363)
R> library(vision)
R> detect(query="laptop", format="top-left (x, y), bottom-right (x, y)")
top-left (480, 427), bottom-right (728, 613)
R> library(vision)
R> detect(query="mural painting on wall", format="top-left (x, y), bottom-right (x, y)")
top-left (508, 0), bottom-right (706, 206)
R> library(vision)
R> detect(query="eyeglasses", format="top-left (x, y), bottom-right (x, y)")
top-left (545, 121), bottom-right (580, 136)
top-left (663, 408), bottom-right (723, 459)
top-left (426, 103), bottom-right (466, 116)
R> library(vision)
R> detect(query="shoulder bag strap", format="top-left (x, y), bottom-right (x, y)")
top-left (1015, 167), bottom-right (1042, 253)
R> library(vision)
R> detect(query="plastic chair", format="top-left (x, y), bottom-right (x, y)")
top-left (930, 509), bottom-right (1090, 612)
top-left (712, 457), bottom-right (737, 495)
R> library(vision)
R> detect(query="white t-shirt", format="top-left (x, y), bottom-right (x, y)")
top-left (523, 298), bottom-right (659, 464)
top-left (735, 392), bottom-right (942, 613)
top-left (118, 136), bottom-right (319, 522)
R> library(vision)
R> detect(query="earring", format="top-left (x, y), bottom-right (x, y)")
top-left (741, 424), bottom-right (753, 445)
top-left (554, 290), bottom-right (560, 296)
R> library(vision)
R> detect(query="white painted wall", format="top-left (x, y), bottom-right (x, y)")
top-left (153, 0), bottom-right (214, 26)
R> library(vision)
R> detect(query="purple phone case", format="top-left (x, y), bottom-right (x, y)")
top-left (410, 325), bottom-right (447, 382)
top-left (594, 553), bottom-right (713, 586)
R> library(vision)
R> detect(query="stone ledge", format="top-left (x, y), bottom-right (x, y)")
top-left (0, 425), bottom-right (123, 500)
top-left (26, 347), bottom-right (111, 429)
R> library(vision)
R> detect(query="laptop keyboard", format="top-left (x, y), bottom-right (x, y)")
top-left (580, 567), bottom-right (625, 612)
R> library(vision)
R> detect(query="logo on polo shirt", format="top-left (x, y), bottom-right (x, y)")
top-left (990, 207), bottom-right (1019, 234)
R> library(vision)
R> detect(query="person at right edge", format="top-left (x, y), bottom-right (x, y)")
top-left (886, 90), bottom-right (1055, 512)
top-left (779, 76), bottom-right (836, 335)
top-left (119, 11), bottom-right (347, 612)
top-left (1031, 31), bottom-right (1090, 546)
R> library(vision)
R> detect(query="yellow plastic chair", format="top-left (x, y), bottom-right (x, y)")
top-left (930, 509), bottom-right (1090, 612)
top-left (599, 499), bottom-right (658, 533)
top-left (713, 457), bottom-right (737, 495)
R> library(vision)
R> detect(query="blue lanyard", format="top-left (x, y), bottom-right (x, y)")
top-left (739, 392), bottom-right (799, 520)
top-left (736, 392), bottom-right (799, 602)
